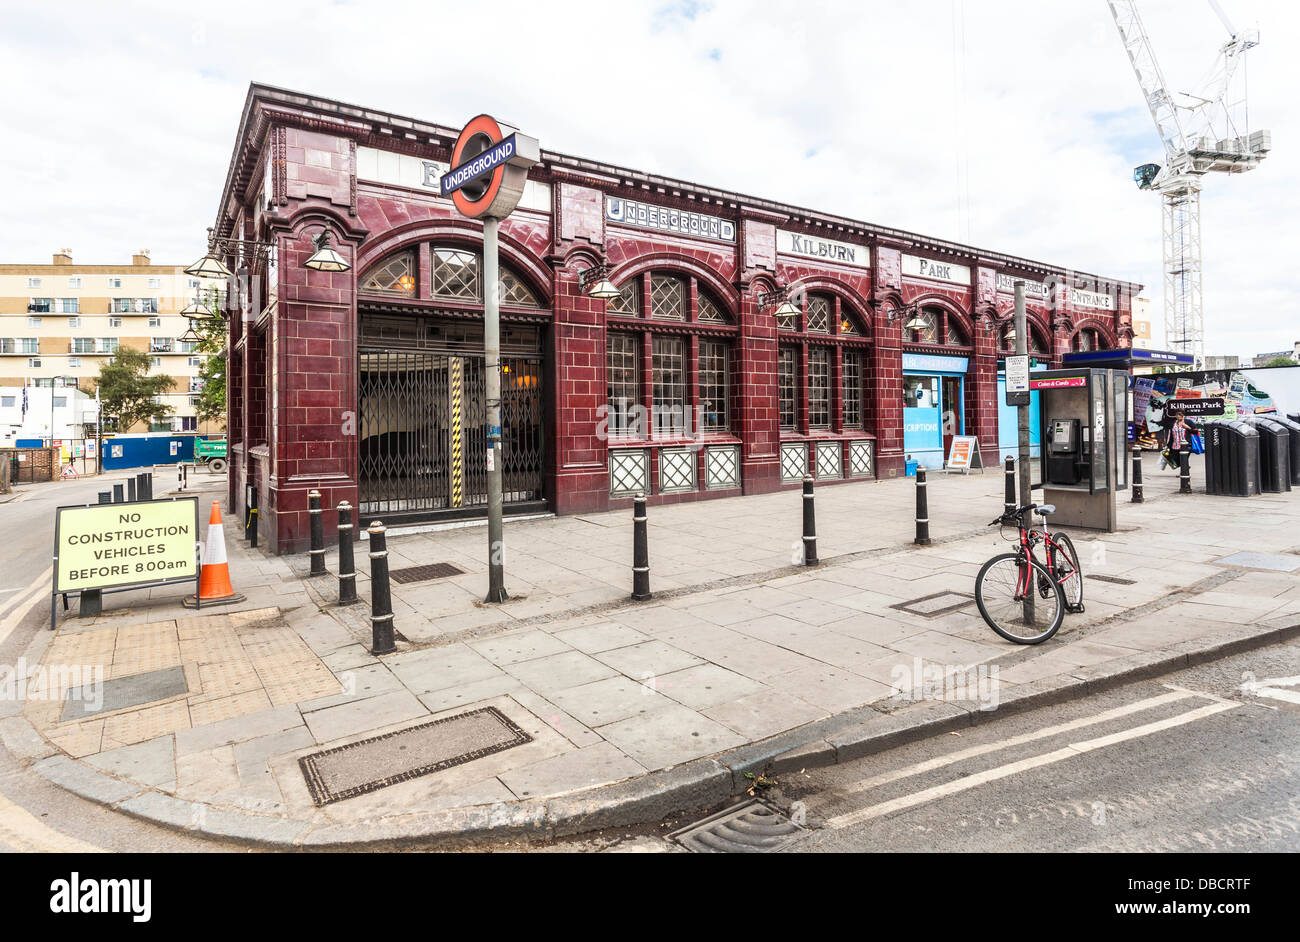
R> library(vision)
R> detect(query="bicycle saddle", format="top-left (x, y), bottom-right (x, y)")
top-left (1038, 504), bottom-right (1056, 515)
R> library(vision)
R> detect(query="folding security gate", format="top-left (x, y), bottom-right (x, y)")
top-left (357, 346), bottom-right (545, 520)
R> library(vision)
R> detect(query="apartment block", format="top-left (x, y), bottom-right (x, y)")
top-left (0, 249), bottom-right (225, 433)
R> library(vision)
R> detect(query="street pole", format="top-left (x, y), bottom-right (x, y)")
top-left (1014, 281), bottom-right (1034, 626)
top-left (482, 215), bottom-right (507, 603)
top-left (95, 383), bottom-right (102, 476)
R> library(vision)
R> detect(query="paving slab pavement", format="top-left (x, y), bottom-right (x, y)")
top-left (11, 455), bottom-right (1300, 847)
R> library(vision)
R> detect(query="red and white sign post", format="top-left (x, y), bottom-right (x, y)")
top-left (441, 116), bottom-right (539, 603)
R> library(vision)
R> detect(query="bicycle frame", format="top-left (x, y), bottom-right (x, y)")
top-left (1007, 521), bottom-right (1077, 598)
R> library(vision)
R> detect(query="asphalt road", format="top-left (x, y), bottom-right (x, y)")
top-left (774, 640), bottom-right (1300, 853)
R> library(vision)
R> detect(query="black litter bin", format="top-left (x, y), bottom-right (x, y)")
top-left (1203, 420), bottom-right (1261, 497)
top-left (1268, 414), bottom-right (1300, 487)
top-left (1246, 416), bottom-right (1292, 493)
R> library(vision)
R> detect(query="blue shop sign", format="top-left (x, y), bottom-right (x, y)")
top-left (902, 353), bottom-right (969, 374)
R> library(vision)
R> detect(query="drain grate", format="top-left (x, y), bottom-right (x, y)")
top-left (299, 706), bottom-right (531, 806)
top-left (890, 591), bottom-right (976, 619)
top-left (669, 800), bottom-right (807, 853)
top-left (389, 562), bottom-right (466, 585)
top-left (1087, 574), bottom-right (1137, 586)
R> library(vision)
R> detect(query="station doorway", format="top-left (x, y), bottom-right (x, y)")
top-left (357, 310), bottom-right (546, 523)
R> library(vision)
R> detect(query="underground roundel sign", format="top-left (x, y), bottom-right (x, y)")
top-left (441, 115), bottom-right (540, 219)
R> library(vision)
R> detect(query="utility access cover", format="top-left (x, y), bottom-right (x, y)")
top-left (669, 800), bottom-right (806, 853)
top-left (390, 562), bottom-right (466, 585)
top-left (299, 706), bottom-right (531, 806)
top-left (1213, 551), bottom-right (1300, 573)
top-left (61, 665), bottom-right (189, 723)
top-left (890, 591), bottom-right (976, 619)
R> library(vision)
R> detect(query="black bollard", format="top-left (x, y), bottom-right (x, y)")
top-left (308, 489), bottom-right (326, 575)
top-left (368, 521), bottom-right (396, 655)
top-left (1179, 450), bottom-right (1192, 494)
top-left (337, 501), bottom-right (359, 605)
top-left (143, 472), bottom-right (152, 500)
top-left (1003, 456), bottom-right (1016, 518)
top-left (126, 477), bottom-right (137, 502)
top-left (1131, 452), bottom-right (1144, 503)
top-left (802, 476), bottom-right (819, 566)
top-left (914, 466), bottom-right (932, 545)
top-left (97, 490), bottom-right (111, 504)
top-left (177, 463), bottom-right (184, 492)
top-left (112, 482), bottom-right (124, 503)
top-left (631, 493), bottom-right (651, 600)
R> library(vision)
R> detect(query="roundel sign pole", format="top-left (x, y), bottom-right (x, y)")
top-left (441, 116), bottom-right (539, 604)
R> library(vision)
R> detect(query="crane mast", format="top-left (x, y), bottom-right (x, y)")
top-left (1106, 1), bottom-right (1270, 368)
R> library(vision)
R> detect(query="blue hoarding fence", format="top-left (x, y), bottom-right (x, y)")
top-left (101, 434), bottom-right (204, 470)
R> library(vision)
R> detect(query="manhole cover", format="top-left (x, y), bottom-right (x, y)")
top-left (1213, 551), bottom-right (1300, 573)
top-left (298, 706), bottom-right (531, 806)
top-left (61, 664), bottom-right (189, 723)
top-left (1087, 574), bottom-right (1137, 585)
top-left (890, 591), bottom-right (976, 619)
top-left (390, 562), bottom-right (466, 584)
top-left (669, 800), bottom-right (806, 853)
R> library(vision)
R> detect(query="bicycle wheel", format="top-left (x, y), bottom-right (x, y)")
top-left (975, 552), bottom-right (1065, 644)
top-left (1050, 532), bottom-right (1084, 614)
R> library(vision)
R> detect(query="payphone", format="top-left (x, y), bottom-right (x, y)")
top-left (1046, 418), bottom-right (1085, 485)
top-left (1031, 368), bottom-right (1129, 532)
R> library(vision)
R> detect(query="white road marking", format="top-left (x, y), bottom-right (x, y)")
top-left (0, 791), bottom-right (103, 853)
top-left (1238, 674), bottom-right (1300, 707)
top-left (0, 567), bottom-right (54, 646)
top-left (823, 690), bottom-right (1196, 802)
top-left (826, 701), bottom-right (1239, 830)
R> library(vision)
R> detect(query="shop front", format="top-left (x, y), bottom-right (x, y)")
top-left (902, 352), bottom-right (968, 469)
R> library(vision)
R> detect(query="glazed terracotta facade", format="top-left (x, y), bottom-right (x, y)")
top-left (215, 85), bottom-right (1139, 553)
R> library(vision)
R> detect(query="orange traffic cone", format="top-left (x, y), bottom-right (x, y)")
top-left (183, 501), bottom-right (246, 608)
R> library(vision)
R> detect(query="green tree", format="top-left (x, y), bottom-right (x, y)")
top-left (190, 291), bottom-right (227, 429)
top-left (1263, 356), bottom-right (1297, 368)
top-left (96, 346), bottom-right (175, 432)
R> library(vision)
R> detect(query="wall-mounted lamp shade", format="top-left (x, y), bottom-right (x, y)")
top-left (180, 299), bottom-right (206, 316)
top-left (185, 253), bottom-right (233, 280)
top-left (904, 312), bottom-right (926, 331)
top-left (304, 231), bottom-right (351, 272)
top-left (775, 298), bottom-right (800, 319)
top-left (587, 277), bottom-right (621, 301)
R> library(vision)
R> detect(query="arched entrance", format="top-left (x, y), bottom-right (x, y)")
top-left (357, 310), bottom-right (546, 521)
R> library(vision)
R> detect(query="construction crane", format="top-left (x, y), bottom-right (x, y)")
top-left (1107, 0), bottom-right (1270, 368)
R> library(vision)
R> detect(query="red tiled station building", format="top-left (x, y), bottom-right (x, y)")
top-left (214, 85), bottom-right (1138, 553)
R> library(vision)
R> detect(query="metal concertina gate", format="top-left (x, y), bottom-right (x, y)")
top-left (357, 347), bottom-right (543, 518)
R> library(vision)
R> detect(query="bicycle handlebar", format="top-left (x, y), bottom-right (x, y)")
top-left (989, 504), bottom-right (1038, 527)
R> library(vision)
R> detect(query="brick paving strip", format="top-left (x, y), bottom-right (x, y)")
top-left (3, 463), bottom-right (1299, 848)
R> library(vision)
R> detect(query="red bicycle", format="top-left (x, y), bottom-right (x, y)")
top-left (974, 503), bottom-right (1084, 644)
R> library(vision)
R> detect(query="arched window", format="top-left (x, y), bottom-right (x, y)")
top-left (905, 307), bottom-right (939, 344)
top-left (607, 277), bottom-right (641, 316)
top-left (360, 252), bottom-right (415, 297)
top-left (356, 245), bottom-right (540, 306)
top-left (805, 294), bottom-right (832, 333)
top-left (946, 317), bottom-right (969, 347)
top-left (604, 270), bottom-right (738, 441)
top-left (650, 274), bottom-right (686, 320)
top-left (1072, 327), bottom-right (1102, 352)
top-left (1001, 322), bottom-right (1046, 354)
top-left (697, 291), bottom-right (730, 324)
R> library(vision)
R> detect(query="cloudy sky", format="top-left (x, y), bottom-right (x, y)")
top-left (1, 0), bottom-right (1293, 357)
